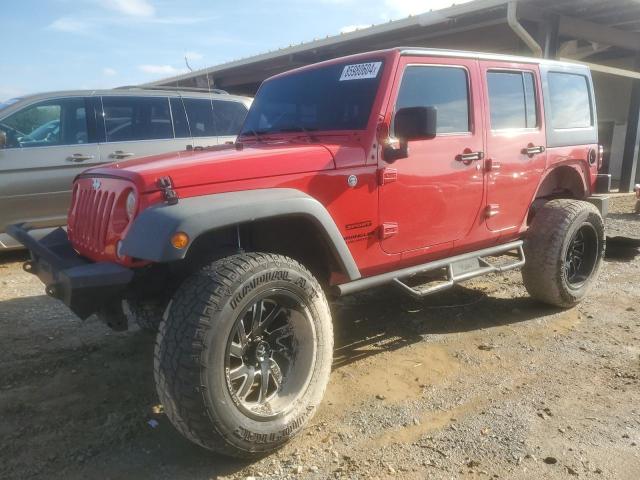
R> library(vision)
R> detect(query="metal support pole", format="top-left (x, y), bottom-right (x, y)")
top-left (542, 16), bottom-right (560, 59)
top-left (620, 78), bottom-right (640, 192)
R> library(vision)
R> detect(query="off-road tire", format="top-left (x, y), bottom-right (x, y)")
top-left (122, 299), bottom-right (165, 332)
top-left (522, 199), bottom-right (605, 308)
top-left (154, 253), bottom-right (333, 458)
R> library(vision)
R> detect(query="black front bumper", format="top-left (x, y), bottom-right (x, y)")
top-left (7, 225), bottom-right (134, 319)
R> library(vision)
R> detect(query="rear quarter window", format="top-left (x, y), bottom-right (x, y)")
top-left (548, 72), bottom-right (592, 129)
top-left (213, 100), bottom-right (247, 136)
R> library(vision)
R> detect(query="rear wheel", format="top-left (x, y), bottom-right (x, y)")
top-left (154, 253), bottom-right (333, 458)
top-left (522, 199), bottom-right (605, 307)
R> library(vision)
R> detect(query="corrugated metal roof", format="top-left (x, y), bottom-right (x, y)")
top-left (141, 0), bottom-right (508, 87)
top-left (142, 0), bottom-right (640, 90)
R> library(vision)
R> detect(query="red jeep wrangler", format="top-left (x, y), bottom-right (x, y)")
top-left (10, 48), bottom-right (610, 457)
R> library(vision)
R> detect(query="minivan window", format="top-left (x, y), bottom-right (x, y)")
top-left (548, 72), bottom-right (592, 129)
top-left (0, 98), bottom-right (88, 149)
top-left (396, 66), bottom-right (470, 134)
top-left (170, 98), bottom-right (190, 138)
top-left (213, 100), bottom-right (247, 136)
top-left (102, 96), bottom-right (173, 142)
top-left (183, 98), bottom-right (216, 137)
top-left (487, 71), bottom-right (537, 129)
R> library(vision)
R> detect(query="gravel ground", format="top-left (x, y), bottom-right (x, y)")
top-left (0, 195), bottom-right (638, 480)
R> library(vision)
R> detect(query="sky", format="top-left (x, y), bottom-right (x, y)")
top-left (0, 0), bottom-right (472, 101)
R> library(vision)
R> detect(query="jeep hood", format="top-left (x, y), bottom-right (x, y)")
top-left (83, 142), bottom-right (346, 193)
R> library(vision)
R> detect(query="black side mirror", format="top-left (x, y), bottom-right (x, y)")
top-left (394, 106), bottom-right (437, 141)
top-left (383, 106), bottom-right (437, 162)
top-left (0, 130), bottom-right (6, 148)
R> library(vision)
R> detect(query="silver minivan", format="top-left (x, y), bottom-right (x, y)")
top-left (0, 88), bottom-right (251, 249)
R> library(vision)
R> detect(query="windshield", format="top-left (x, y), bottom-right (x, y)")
top-left (241, 60), bottom-right (384, 135)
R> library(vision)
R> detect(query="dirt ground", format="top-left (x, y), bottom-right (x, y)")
top-left (1, 195), bottom-right (638, 480)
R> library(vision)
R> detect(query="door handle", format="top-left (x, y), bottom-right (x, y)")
top-left (456, 150), bottom-right (484, 165)
top-left (109, 150), bottom-right (135, 159)
top-left (521, 145), bottom-right (545, 156)
top-left (67, 153), bottom-right (94, 162)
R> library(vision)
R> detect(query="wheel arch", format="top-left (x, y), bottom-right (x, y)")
top-left (534, 164), bottom-right (589, 201)
top-left (120, 188), bottom-right (361, 283)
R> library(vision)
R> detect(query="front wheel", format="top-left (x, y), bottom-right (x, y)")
top-left (154, 253), bottom-right (333, 458)
top-left (522, 199), bottom-right (605, 307)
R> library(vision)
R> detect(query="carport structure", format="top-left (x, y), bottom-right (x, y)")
top-left (144, 0), bottom-right (640, 191)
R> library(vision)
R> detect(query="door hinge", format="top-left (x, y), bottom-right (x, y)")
top-left (485, 204), bottom-right (500, 218)
top-left (380, 222), bottom-right (399, 239)
top-left (378, 167), bottom-right (398, 185)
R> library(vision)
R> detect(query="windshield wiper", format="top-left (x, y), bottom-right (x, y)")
top-left (239, 127), bottom-right (270, 143)
top-left (274, 126), bottom-right (318, 142)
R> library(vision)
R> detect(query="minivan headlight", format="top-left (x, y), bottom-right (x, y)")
top-left (126, 191), bottom-right (137, 220)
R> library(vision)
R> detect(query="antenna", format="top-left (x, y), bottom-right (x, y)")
top-left (185, 55), bottom-right (193, 72)
top-left (206, 70), bottom-right (217, 140)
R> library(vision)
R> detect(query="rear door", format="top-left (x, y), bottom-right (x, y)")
top-left (480, 62), bottom-right (547, 232)
top-left (379, 57), bottom-right (485, 254)
top-left (99, 95), bottom-right (186, 163)
top-left (0, 96), bottom-right (99, 231)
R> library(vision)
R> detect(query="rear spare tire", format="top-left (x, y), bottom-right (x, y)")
top-left (154, 253), bottom-right (333, 458)
top-left (522, 199), bottom-right (605, 307)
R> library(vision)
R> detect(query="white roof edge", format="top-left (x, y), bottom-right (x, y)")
top-left (141, 0), bottom-right (509, 87)
top-left (560, 58), bottom-right (640, 79)
top-left (400, 48), bottom-right (589, 68)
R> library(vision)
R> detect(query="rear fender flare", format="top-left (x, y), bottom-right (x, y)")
top-left (120, 188), bottom-right (361, 281)
top-left (533, 163), bottom-right (589, 200)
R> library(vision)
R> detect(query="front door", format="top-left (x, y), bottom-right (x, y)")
top-left (480, 62), bottom-right (547, 232)
top-left (0, 96), bottom-right (100, 231)
top-left (379, 58), bottom-right (485, 254)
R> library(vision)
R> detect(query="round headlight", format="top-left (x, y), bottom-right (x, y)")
top-left (126, 191), bottom-right (137, 220)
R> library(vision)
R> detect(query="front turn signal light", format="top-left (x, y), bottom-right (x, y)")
top-left (171, 232), bottom-right (189, 249)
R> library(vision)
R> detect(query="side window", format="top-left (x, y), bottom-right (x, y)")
top-left (487, 71), bottom-right (537, 130)
top-left (548, 72), bottom-right (592, 129)
top-left (170, 98), bottom-right (190, 138)
top-left (0, 98), bottom-right (88, 149)
top-left (396, 65), bottom-right (470, 134)
top-left (213, 100), bottom-right (248, 136)
top-left (102, 96), bottom-right (173, 142)
top-left (183, 98), bottom-right (216, 137)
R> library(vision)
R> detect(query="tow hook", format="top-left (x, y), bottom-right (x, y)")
top-left (157, 176), bottom-right (179, 205)
top-left (23, 261), bottom-right (37, 274)
top-left (45, 283), bottom-right (61, 299)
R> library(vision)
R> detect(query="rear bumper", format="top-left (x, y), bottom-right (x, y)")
top-left (6, 225), bottom-right (133, 319)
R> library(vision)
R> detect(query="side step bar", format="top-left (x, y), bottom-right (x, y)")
top-left (336, 241), bottom-right (525, 297)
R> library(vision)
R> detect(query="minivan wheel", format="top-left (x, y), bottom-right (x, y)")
top-left (154, 253), bottom-right (333, 458)
top-left (522, 199), bottom-right (605, 308)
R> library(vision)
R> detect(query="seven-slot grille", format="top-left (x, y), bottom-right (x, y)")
top-left (69, 182), bottom-right (116, 253)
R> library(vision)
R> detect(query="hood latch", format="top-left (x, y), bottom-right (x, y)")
top-left (157, 176), bottom-right (179, 205)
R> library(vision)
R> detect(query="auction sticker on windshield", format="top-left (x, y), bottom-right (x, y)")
top-left (339, 62), bottom-right (382, 81)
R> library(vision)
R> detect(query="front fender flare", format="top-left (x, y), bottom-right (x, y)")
top-left (121, 188), bottom-right (361, 281)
